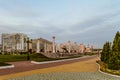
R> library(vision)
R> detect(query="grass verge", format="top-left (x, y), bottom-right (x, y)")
top-left (0, 62), bottom-right (11, 66)
top-left (96, 60), bottom-right (120, 76)
top-left (0, 53), bottom-right (82, 66)
top-left (32, 54), bottom-right (82, 62)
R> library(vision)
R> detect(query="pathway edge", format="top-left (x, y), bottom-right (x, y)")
top-left (0, 65), bottom-right (14, 69)
top-left (96, 62), bottom-right (120, 78)
top-left (31, 56), bottom-right (92, 64)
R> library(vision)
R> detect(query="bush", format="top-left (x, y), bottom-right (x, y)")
top-left (97, 60), bottom-right (120, 76)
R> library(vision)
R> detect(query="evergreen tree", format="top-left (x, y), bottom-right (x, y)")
top-left (112, 31), bottom-right (120, 52)
top-left (101, 43), bottom-right (105, 62)
top-left (101, 42), bottom-right (111, 64)
top-left (101, 31), bottom-right (120, 70)
top-left (105, 42), bottom-right (111, 64)
top-left (108, 52), bottom-right (120, 70)
top-left (109, 31), bottom-right (120, 70)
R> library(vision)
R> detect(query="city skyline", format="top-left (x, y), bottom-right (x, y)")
top-left (0, 0), bottom-right (120, 48)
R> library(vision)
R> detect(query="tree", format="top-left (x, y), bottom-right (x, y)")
top-left (101, 31), bottom-right (120, 70)
top-left (108, 52), bottom-right (120, 70)
top-left (109, 31), bottom-right (120, 70)
top-left (101, 43), bottom-right (106, 62)
top-left (112, 31), bottom-right (120, 52)
top-left (101, 42), bottom-right (111, 64)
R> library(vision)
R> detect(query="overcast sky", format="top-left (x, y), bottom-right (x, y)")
top-left (0, 0), bottom-right (120, 48)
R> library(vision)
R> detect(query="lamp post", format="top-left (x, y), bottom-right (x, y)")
top-left (68, 40), bottom-right (71, 53)
top-left (15, 34), bottom-right (20, 53)
top-left (26, 37), bottom-right (32, 61)
top-left (52, 36), bottom-right (55, 53)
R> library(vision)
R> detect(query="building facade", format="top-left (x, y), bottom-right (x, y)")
top-left (56, 41), bottom-right (80, 53)
top-left (85, 45), bottom-right (93, 53)
top-left (2, 33), bottom-right (27, 52)
top-left (56, 41), bottom-right (93, 54)
top-left (1, 33), bottom-right (94, 54)
top-left (32, 38), bottom-right (52, 53)
top-left (79, 44), bottom-right (85, 53)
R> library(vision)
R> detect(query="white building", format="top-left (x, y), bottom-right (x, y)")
top-left (79, 44), bottom-right (85, 53)
top-left (32, 38), bottom-right (52, 53)
top-left (2, 33), bottom-right (27, 52)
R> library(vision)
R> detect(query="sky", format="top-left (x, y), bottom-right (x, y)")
top-left (0, 0), bottom-right (120, 48)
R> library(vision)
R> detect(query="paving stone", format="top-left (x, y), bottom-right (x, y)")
top-left (8, 72), bottom-right (120, 80)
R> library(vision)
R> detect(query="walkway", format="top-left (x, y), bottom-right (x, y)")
top-left (8, 72), bottom-right (120, 80)
top-left (1, 55), bottom-right (119, 80)
top-left (0, 56), bottom-right (97, 76)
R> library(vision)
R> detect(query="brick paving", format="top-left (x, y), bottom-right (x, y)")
top-left (8, 72), bottom-right (120, 80)
top-left (0, 56), bottom-right (97, 76)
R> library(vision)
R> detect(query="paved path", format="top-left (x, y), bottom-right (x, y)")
top-left (1, 55), bottom-right (120, 80)
top-left (8, 72), bottom-right (120, 80)
top-left (0, 56), bottom-right (97, 76)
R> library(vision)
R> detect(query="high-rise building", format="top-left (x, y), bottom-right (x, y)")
top-left (2, 33), bottom-right (28, 52)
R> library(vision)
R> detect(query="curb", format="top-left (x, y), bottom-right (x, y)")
top-left (31, 56), bottom-right (92, 64)
top-left (0, 65), bottom-right (14, 69)
top-left (96, 62), bottom-right (120, 78)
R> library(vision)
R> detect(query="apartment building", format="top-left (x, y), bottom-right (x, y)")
top-left (2, 33), bottom-right (28, 52)
top-left (79, 44), bottom-right (85, 53)
top-left (32, 38), bottom-right (52, 53)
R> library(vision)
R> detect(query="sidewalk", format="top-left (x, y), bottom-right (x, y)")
top-left (0, 56), bottom-right (98, 79)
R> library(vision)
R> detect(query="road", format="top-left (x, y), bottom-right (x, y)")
top-left (1, 55), bottom-right (119, 80)
top-left (0, 55), bottom-right (97, 76)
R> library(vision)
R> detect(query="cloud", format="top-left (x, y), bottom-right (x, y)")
top-left (52, 10), bottom-right (120, 48)
top-left (69, 10), bottom-right (120, 33)
top-left (0, 0), bottom-right (120, 48)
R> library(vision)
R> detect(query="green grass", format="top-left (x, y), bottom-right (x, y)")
top-left (0, 53), bottom-right (53, 66)
top-left (0, 62), bottom-right (11, 66)
top-left (0, 54), bottom-right (28, 63)
top-left (0, 53), bottom-right (52, 63)
top-left (30, 53), bottom-right (56, 61)
top-left (0, 53), bottom-right (82, 66)
top-left (96, 60), bottom-right (120, 76)
top-left (0, 54), bottom-right (82, 63)
top-left (30, 54), bottom-right (82, 62)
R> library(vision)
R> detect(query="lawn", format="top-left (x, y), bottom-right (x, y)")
top-left (0, 62), bottom-right (11, 66)
top-left (0, 53), bottom-right (53, 63)
top-left (0, 54), bottom-right (27, 63)
top-left (0, 53), bottom-right (82, 66)
top-left (0, 53), bottom-right (52, 66)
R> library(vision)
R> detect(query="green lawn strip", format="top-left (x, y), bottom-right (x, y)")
top-left (0, 54), bottom-right (27, 67)
top-left (96, 60), bottom-right (120, 76)
top-left (0, 53), bottom-right (96, 63)
top-left (0, 53), bottom-right (82, 66)
top-left (0, 54), bottom-right (49, 63)
top-left (0, 54), bottom-right (27, 63)
top-left (30, 53), bottom-right (55, 61)
top-left (33, 54), bottom-right (82, 62)
top-left (0, 62), bottom-right (11, 66)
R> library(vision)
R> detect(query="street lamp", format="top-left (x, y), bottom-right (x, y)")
top-left (26, 37), bottom-right (32, 61)
top-left (52, 36), bottom-right (55, 53)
